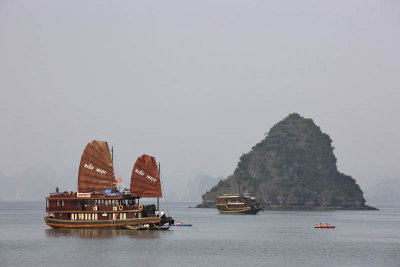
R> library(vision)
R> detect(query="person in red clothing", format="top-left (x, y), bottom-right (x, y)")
top-left (325, 223), bottom-right (329, 227)
top-left (319, 223), bottom-right (322, 228)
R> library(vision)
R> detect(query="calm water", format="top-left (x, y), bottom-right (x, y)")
top-left (0, 201), bottom-right (399, 267)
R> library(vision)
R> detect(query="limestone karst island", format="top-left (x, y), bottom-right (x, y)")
top-left (198, 113), bottom-right (376, 210)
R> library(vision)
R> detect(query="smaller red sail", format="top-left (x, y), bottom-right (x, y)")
top-left (130, 154), bottom-right (162, 198)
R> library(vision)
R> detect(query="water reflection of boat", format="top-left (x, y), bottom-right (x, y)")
top-left (45, 228), bottom-right (167, 239)
top-left (44, 140), bottom-right (174, 229)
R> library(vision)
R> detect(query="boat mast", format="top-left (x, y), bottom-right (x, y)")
top-left (255, 174), bottom-right (257, 198)
top-left (157, 162), bottom-right (160, 211)
top-left (238, 171), bottom-right (241, 195)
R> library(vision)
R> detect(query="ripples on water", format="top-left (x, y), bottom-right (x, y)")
top-left (0, 201), bottom-right (399, 266)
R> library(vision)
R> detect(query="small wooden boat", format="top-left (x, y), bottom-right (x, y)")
top-left (125, 225), bottom-right (170, 231)
top-left (314, 226), bottom-right (335, 229)
top-left (216, 192), bottom-right (262, 214)
top-left (171, 223), bottom-right (192, 227)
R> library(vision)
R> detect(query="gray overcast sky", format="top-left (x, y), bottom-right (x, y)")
top-left (0, 0), bottom-right (399, 197)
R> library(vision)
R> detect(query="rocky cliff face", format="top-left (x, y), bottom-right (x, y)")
top-left (198, 113), bottom-right (375, 210)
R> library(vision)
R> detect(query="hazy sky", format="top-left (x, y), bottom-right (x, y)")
top-left (1, 0), bottom-right (399, 198)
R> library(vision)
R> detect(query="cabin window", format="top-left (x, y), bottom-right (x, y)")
top-left (57, 200), bottom-right (59, 206)
top-left (61, 200), bottom-right (64, 206)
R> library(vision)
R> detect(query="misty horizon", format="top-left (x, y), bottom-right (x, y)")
top-left (1, 1), bottom-right (399, 202)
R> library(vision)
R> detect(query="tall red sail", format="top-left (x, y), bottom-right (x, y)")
top-left (78, 140), bottom-right (116, 192)
top-left (130, 154), bottom-right (162, 198)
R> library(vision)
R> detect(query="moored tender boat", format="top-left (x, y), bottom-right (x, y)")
top-left (44, 140), bottom-right (173, 229)
top-left (216, 192), bottom-right (262, 214)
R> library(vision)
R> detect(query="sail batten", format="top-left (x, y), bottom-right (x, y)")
top-left (78, 140), bottom-right (116, 193)
top-left (130, 154), bottom-right (162, 198)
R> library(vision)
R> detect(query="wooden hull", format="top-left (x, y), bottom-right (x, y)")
top-left (314, 226), bottom-right (335, 229)
top-left (216, 204), bottom-right (261, 215)
top-left (44, 216), bottom-right (161, 229)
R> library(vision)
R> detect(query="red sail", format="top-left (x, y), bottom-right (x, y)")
top-left (130, 154), bottom-right (162, 198)
top-left (78, 140), bottom-right (116, 192)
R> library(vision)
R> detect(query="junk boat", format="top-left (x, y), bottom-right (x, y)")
top-left (44, 140), bottom-right (174, 229)
top-left (216, 192), bottom-right (262, 214)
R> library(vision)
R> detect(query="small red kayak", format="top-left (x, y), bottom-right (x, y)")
top-left (314, 226), bottom-right (335, 229)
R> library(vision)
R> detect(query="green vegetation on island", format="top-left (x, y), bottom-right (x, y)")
top-left (198, 113), bottom-right (376, 210)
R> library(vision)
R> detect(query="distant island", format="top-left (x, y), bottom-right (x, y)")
top-left (197, 113), bottom-right (377, 210)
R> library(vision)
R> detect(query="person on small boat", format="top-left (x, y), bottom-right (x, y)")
top-left (319, 223), bottom-right (322, 228)
top-left (160, 209), bottom-right (166, 225)
top-left (325, 223), bottom-right (329, 228)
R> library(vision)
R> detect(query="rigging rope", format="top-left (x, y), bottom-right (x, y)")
top-left (160, 170), bottom-right (170, 216)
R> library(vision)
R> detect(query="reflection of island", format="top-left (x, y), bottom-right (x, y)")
top-left (45, 228), bottom-right (169, 239)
